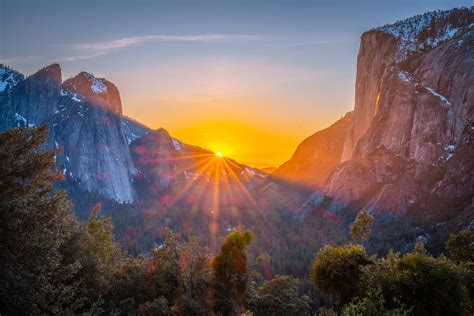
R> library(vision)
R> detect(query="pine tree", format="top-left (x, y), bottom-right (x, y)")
top-left (212, 227), bottom-right (254, 315)
top-left (349, 210), bottom-right (374, 243)
top-left (0, 126), bottom-right (79, 314)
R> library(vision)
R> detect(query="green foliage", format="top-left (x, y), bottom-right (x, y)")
top-left (1, 126), bottom-right (473, 315)
top-left (65, 202), bottom-right (122, 311)
top-left (212, 228), bottom-right (254, 315)
top-left (106, 229), bottom-right (211, 315)
top-left (311, 244), bottom-right (372, 305)
top-left (137, 297), bottom-right (170, 316)
top-left (0, 126), bottom-right (79, 314)
top-left (106, 256), bottom-right (152, 311)
top-left (447, 230), bottom-right (474, 263)
top-left (84, 203), bottom-right (121, 271)
top-left (249, 275), bottom-right (311, 316)
top-left (349, 210), bottom-right (374, 243)
top-left (315, 307), bottom-right (337, 316)
top-left (342, 288), bottom-right (411, 316)
top-left (361, 248), bottom-right (470, 316)
top-left (176, 235), bottom-right (211, 315)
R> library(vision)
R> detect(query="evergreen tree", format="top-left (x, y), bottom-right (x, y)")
top-left (447, 230), bottom-right (474, 263)
top-left (212, 227), bottom-right (254, 315)
top-left (0, 126), bottom-right (79, 314)
top-left (349, 210), bottom-right (374, 243)
top-left (249, 275), bottom-right (311, 316)
top-left (311, 244), bottom-right (372, 306)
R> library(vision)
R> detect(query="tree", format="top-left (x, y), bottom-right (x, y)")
top-left (137, 297), bottom-right (170, 316)
top-left (342, 288), bottom-right (411, 316)
top-left (176, 235), bottom-right (211, 315)
top-left (0, 126), bottom-right (79, 314)
top-left (349, 210), bottom-right (374, 243)
top-left (64, 202), bottom-right (122, 312)
top-left (360, 248), bottom-right (470, 315)
top-left (311, 244), bottom-right (372, 306)
top-left (106, 256), bottom-right (152, 312)
top-left (212, 228), bottom-right (254, 315)
top-left (446, 230), bottom-right (474, 263)
top-left (249, 275), bottom-right (311, 316)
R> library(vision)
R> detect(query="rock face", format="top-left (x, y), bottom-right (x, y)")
top-left (0, 65), bottom-right (138, 202)
top-left (0, 65), bottom-right (24, 92)
top-left (340, 32), bottom-right (398, 162)
top-left (62, 72), bottom-right (122, 115)
top-left (122, 116), bottom-right (150, 145)
top-left (131, 128), bottom-right (191, 193)
top-left (302, 7), bottom-right (474, 218)
top-left (273, 112), bottom-right (352, 188)
top-left (0, 64), bottom-right (61, 131)
top-left (55, 72), bottom-right (137, 202)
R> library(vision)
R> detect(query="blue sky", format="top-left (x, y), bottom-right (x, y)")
top-left (1, 0), bottom-right (471, 167)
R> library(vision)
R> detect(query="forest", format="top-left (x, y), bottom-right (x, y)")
top-left (1, 126), bottom-right (473, 315)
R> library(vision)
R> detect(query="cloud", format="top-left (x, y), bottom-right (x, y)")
top-left (1, 34), bottom-right (259, 66)
top-left (61, 34), bottom-right (258, 62)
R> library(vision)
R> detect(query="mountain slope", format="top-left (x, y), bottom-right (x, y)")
top-left (274, 112), bottom-right (352, 188)
top-left (54, 72), bottom-right (137, 202)
top-left (0, 64), bottom-right (61, 132)
top-left (296, 7), bottom-right (473, 252)
top-left (0, 66), bottom-right (138, 202)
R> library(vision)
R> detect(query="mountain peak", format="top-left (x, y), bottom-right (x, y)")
top-left (0, 65), bottom-right (24, 92)
top-left (31, 63), bottom-right (62, 86)
top-left (374, 6), bottom-right (474, 63)
top-left (154, 127), bottom-right (171, 137)
top-left (78, 72), bottom-right (108, 94)
top-left (63, 71), bottom-right (122, 115)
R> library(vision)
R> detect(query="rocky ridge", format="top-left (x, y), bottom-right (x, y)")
top-left (296, 7), bottom-right (474, 220)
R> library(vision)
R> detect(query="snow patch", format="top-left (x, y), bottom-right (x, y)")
top-left (425, 87), bottom-right (451, 107)
top-left (394, 68), bottom-right (451, 107)
top-left (91, 77), bottom-right (107, 94)
top-left (0, 82), bottom-right (8, 92)
top-left (14, 113), bottom-right (35, 127)
top-left (0, 66), bottom-right (24, 92)
top-left (72, 94), bottom-right (82, 102)
top-left (171, 138), bottom-right (182, 151)
top-left (376, 8), bottom-right (472, 63)
top-left (398, 71), bottom-right (413, 82)
top-left (416, 233), bottom-right (430, 244)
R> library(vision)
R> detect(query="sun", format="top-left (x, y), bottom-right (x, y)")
top-left (215, 151), bottom-right (223, 157)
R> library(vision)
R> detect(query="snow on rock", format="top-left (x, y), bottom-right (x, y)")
top-left (394, 68), bottom-right (451, 107)
top-left (444, 144), bottom-right (456, 161)
top-left (14, 113), bottom-right (27, 125)
top-left (376, 7), bottom-right (474, 62)
top-left (88, 74), bottom-right (107, 94)
top-left (14, 112), bottom-right (35, 127)
top-left (398, 70), bottom-right (413, 82)
top-left (416, 233), bottom-right (430, 244)
top-left (425, 87), bottom-right (451, 107)
top-left (172, 138), bottom-right (182, 151)
top-left (0, 65), bottom-right (24, 92)
top-left (71, 94), bottom-right (82, 102)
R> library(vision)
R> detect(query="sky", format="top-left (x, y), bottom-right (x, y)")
top-left (1, 0), bottom-right (471, 167)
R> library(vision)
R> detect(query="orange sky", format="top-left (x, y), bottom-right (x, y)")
top-left (116, 59), bottom-right (353, 168)
top-left (5, 0), bottom-right (465, 169)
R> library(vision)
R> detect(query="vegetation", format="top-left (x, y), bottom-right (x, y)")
top-left (1, 127), bottom-right (473, 315)
top-left (310, 211), bottom-right (473, 315)
top-left (349, 209), bottom-right (374, 243)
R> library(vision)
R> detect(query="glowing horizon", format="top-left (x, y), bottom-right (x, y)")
top-left (3, 0), bottom-right (469, 168)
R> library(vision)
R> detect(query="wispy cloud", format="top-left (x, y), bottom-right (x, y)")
top-left (60, 34), bottom-right (258, 62)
